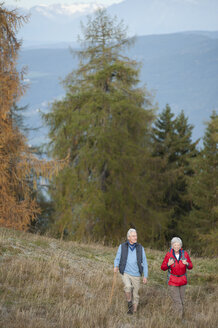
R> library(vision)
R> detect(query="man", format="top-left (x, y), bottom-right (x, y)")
top-left (114, 228), bottom-right (148, 314)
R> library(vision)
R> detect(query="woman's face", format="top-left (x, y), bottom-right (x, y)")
top-left (172, 242), bottom-right (181, 253)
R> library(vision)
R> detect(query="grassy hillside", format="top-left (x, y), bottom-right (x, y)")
top-left (0, 228), bottom-right (217, 328)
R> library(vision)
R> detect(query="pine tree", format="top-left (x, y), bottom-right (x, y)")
top-left (188, 111), bottom-right (218, 255)
top-left (151, 105), bottom-right (198, 243)
top-left (44, 9), bottom-right (155, 242)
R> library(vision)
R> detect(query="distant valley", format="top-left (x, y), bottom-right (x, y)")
top-left (18, 31), bottom-right (218, 146)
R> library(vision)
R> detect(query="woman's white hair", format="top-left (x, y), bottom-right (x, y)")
top-left (127, 228), bottom-right (137, 239)
top-left (171, 237), bottom-right (182, 247)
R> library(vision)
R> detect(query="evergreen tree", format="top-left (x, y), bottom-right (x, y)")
top-left (188, 111), bottom-right (218, 255)
top-left (151, 105), bottom-right (198, 243)
top-left (44, 9), bottom-right (155, 242)
top-left (147, 105), bottom-right (176, 246)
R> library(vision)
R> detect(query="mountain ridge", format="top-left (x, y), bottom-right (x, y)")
top-left (16, 0), bottom-right (218, 46)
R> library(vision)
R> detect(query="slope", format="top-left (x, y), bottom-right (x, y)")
top-left (0, 228), bottom-right (217, 328)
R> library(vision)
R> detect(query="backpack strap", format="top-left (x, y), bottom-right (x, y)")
top-left (181, 249), bottom-right (185, 260)
top-left (168, 248), bottom-right (176, 266)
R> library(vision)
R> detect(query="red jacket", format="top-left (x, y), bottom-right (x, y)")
top-left (161, 248), bottom-right (193, 286)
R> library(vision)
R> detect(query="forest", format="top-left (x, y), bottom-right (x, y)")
top-left (0, 4), bottom-right (217, 256)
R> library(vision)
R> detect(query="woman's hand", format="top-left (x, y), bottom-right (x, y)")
top-left (182, 259), bottom-right (188, 266)
top-left (168, 258), bottom-right (174, 266)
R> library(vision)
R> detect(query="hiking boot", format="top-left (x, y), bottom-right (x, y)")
top-left (127, 301), bottom-right (133, 315)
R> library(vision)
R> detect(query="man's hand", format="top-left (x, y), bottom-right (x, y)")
top-left (114, 267), bottom-right (119, 273)
top-left (143, 277), bottom-right (147, 284)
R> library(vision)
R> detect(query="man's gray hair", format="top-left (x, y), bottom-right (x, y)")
top-left (171, 237), bottom-right (182, 247)
top-left (127, 228), bottom-right (137, 239)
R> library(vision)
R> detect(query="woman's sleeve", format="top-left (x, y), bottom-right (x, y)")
top-left (185, 252), bottom-right (193, 270)
top-left (161, 253), bottom-right (169, 271)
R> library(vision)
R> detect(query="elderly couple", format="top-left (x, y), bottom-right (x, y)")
top-left (114, 228), bottom-right (193, 317)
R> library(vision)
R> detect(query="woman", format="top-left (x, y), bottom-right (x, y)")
top-left (161, 237), bottom-right (193, 319)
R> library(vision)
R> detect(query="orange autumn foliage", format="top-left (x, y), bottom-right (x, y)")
top-left (0, 4), bottom-right (67, 230)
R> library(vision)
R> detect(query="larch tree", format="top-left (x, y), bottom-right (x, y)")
top-left (0, 4), bottom-right (64, 231)
top-left (44, 9), bottom-right (155, 242)
top-left (0, 4), bottom-right (38, 230)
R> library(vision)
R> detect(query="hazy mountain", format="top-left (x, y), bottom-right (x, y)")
top-left (109, 0), bottom-right (218, 35)
top-left (17, 0), bottom-right (218, 47)
top-left (18, 3), bottom-right (101, 46)
top-left (17, 32), bottom-right (218, 146)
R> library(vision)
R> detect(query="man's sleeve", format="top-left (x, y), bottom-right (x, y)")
top-left (114, 245), bottom-right (121, 268)
top-left (142, 247), bottom-right (148, 278)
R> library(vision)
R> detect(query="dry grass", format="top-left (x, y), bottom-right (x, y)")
top-left (0, 228), bottom-right (217, 328)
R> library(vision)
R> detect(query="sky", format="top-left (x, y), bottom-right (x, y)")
top-left (6, 0), bottom-right (124, 9)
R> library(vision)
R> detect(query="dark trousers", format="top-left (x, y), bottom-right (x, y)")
top-left (168, 285), bottom-right (186, 318)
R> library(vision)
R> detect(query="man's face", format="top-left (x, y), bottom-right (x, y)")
top-left (128, 231), bottom-right (137, 244)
